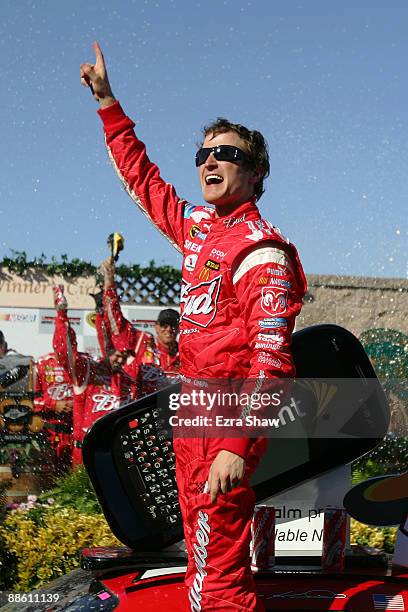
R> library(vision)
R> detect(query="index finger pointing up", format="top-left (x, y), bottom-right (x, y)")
top-left (93, 40), bottom-right (105, 66)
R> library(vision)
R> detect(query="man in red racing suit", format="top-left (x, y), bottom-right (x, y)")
top-left (97, 257), bottom-right (167, 395)
top-left (33, 352), bottom-right (73, 469)
top-left (52, 285), bottom-right (136, 466)
top-left (81, 43), bottom-right (307, 611)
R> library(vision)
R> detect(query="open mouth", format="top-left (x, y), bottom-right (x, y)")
top-left (205, 174), bottom-right (223, 185)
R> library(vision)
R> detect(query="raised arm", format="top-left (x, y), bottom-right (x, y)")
top-left (81, 42), bottom-right (186, 251)
top-left (99, 256), bottom-right (141, 350)
top-left (52, 287), bottom-right (90, 389)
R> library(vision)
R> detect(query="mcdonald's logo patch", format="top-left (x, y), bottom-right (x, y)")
top-left (199, 267), bottom-right (211, 281)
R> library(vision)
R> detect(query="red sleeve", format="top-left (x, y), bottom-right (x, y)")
top-left (103, 284), bottom-right (140, 352)
top-left (220, 243), bottom-right (304, 459)
top-left (233, 243), bottom-right (303, 379)
top-left (52, 311), bottom-right (89, 388)
top-left (95, 311), bottom-right (113, 358)
top-left (98, 102), bottom-right (186, 251)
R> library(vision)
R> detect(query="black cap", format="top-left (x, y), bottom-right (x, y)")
top-left (157, 308), bottom-right (180, 327)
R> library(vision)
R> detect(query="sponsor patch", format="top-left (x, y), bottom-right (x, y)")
top-left (184, 239), bottom-right (202, 253)
top-left (259, 318), bottom-right (287, 329)
top-left (259, 276), bottom-right (268, 285)
top-left (209, 248), bottom-right (226, 259)
top-left (190, 209), bottom-right (213, 223)
top-left (257, 332), bottom-right (285, 344)
top-left (205, 259), bottom-right (220, 271)
top-left (183, 203), bottom-right (196, 219)
top-left (254, 342), bottom-right (282, 350)
top-left (269, 277), bottom-right (291, 288)
top-left (180, 276), bottom-right (222, 328)
top-left (257, 353), bottom-right (282, 367)
top-left (185, 254), bottom-right (198, 272)
top-left (198, 267), bottom-right (211, 281)
top-left (223, 213), bottom-right (246, 228)
top-left (267, 266), bottom-right (288, 276)
top-left (190, 224), bottom-right (207, 240)
top-left (261, 287), bottom-right (288, 317)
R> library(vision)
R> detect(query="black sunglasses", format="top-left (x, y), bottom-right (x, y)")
top-left (195, 145), bottom-right (251, 167)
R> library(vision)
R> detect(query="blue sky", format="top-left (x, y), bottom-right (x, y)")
top-left (1, 0), bottom-right (407, 278)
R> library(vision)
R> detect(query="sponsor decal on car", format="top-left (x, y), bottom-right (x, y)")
top-left (180, 276), bottom-right (222, 328)
top-left (261, 287), bottom-right (288, 317)
top-left (265, 589), bottom-right (347, 601)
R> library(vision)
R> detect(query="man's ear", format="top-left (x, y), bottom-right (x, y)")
top-left (248, 170), bottom-right (262, 185)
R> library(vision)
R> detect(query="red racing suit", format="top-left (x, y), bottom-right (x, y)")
top-left (98, 102), bottom-right (307, 611)
top-left (155, 339), bottom-right (180, 378)
top-left (33, 352), bottom-right (73, 464)
top-left (53, 309), bottom-right (136, 466)
top-left (101, 284), bottom-right (167, 395)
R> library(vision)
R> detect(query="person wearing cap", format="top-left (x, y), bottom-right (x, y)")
top-left (155, 309), bottom-right (180, 377)
top-left (52, 285), bottom-right (136, 466)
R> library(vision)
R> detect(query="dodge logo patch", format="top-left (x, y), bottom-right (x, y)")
top-left (261, 287), bottom-right (288, 317)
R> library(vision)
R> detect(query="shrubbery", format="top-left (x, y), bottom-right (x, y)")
top-left (0, 467), bottom-right (119, 591)
top-left (0, 502), bottom-right (119, 590)
top-left (350, 520), bottom-right (396, 554)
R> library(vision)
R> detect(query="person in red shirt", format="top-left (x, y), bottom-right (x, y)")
top-left (97, 257), bottom-right (167, 395)
top-left (33, 353), bottom-right (73, 469)
top-left (154, 309), bottom-right (180, 377)
top-left (81, 43), bottom-right (306, 611)
top-left (52, 285), bottom-right (136, 466)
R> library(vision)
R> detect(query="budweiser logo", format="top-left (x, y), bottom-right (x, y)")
top-left (180, 276), bottom-right (222, 328)
top-left (47, 383), bottom-right (72, 401)
top-left (91, 393), bottom-right (131, 412)
top-left (189, 510), bottom-right (211, 611)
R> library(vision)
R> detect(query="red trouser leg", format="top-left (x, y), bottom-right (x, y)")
top-left (174, 438), bottom-right (265, 612)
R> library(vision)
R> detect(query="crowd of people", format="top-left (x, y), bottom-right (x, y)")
top-left (0, 256), bottom-right (180, 469)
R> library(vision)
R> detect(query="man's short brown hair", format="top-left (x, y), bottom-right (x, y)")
top-left (201, 117), bottom-right (270, 201)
